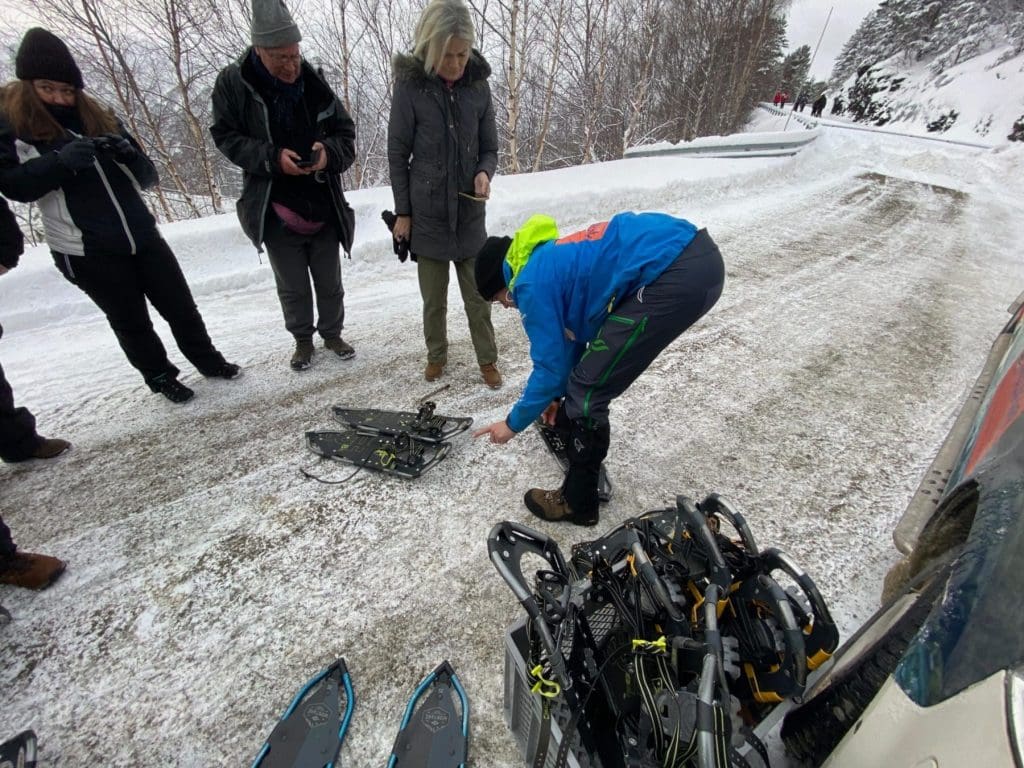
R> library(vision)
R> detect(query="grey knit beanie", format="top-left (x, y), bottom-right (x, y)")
top-left (251, 0), bottom-right (302, 48)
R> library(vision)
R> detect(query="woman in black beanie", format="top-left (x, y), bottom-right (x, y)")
top-left (0, 28), bottom-right (239, 403)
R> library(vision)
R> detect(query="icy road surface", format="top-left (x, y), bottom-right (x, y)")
top-left (2, 129), bottom-right (1023, 766)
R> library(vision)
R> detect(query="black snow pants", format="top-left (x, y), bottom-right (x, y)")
top-left (0, 357), bottom-right (41, 463)
top-left (52, 238), bottom-right (227, 389)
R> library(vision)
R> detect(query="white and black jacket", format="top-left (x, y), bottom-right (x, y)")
top-left (0, 115), bottom-right (161, 257)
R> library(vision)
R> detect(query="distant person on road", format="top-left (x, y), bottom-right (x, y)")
top-left (773, 90), bottom-right (782, 107)
top-left (0, 195), bottom-right (70, 462)
top-left (211, 0), bottom-right (358, 372)
top-left (472, 212), bottom-right (724, 527)
top-left (795, 91), bottom-right (809, 112)
top-left (779, 91), bottom-right (788, 109)
top-left (0, 29), bottom-right (239, 404)
top-left (811, 93), bottom-right (827, 118)
top-left (388, 0), bottom-right (502, 389)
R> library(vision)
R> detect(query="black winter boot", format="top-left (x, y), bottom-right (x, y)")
top-left (561, 418), bottom-right (610, 524)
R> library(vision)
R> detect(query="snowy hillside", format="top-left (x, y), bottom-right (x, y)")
top-left (827, 1), bottom-right (1024, 144)
top-left (831, 43), bottom-right (1024, 144)
top-left (1, 120), bottom-right (1024, 766)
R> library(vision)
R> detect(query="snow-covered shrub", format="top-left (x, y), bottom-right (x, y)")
top-left (1009, 116), bottom-right (1024, 142)
top-left (927, 110), bottom-right (959, 133)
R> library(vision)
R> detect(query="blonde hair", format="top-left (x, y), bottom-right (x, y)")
top-left (0, 80), bottom-right (117, 141)
top-left (412, 0), bottom-right (475, 76)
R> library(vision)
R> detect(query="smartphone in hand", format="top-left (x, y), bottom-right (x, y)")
top-left (295, 147), bottom-right (323, 169)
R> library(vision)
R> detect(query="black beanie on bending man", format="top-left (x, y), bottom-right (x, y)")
top-left (15, 28), bottom-right (84, 89)
top-left (475, 236), bottom-right (512, 300)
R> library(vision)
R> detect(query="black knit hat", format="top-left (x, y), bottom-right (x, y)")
top-left (475, 236), bottom-right (512, 300)
top-left (15, 28), bottom-right (84, 89)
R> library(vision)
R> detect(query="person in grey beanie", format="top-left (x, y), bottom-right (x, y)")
top-left (210, 0), bottom-right (358, 371)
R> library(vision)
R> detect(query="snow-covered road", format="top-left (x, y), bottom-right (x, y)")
top-left (2, 127), bottom-right (1022, 766)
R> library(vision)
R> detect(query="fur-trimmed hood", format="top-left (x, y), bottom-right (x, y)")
top-left (391, 49), bottom-right (492, 86)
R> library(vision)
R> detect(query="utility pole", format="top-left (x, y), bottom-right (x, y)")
top-left (785, 5), bottom-right (833, 131)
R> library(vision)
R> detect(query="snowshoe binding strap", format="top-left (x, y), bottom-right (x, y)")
top-left (250, 658), bottom-right (354, 768)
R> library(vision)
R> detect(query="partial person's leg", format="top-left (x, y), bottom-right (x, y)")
top-left (263, 218), bottom-right (316, 340)
top-left (137, 239), bottom-right (228, 374)
top-left (52, 252), bottom-right (178, 388)
top-left (453, 257), bottom-right (497, 365)
top-left (0, 359), bottom-right (40, 462)
top-left (307, 227), bottom-right (345, 340)
top-left (417, 256), bottom-right (450, 366)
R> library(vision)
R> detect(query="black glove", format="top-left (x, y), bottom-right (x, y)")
top-left (56, 138), bottom-right (97, 171)
top-left (99, 133), bottom-right (138, 163)
top-left (381, 209), bottom-right (413, 263)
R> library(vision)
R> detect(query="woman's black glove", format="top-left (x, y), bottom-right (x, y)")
top-left (56, 138), bottom-right (97, 171)
top-left (100, 134), bottom-right (138, 163)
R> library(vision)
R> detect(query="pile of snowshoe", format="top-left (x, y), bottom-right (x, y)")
top-left (490, 494), bottom-right (839, 768)
top-left (305, 401), bottom-right (472, 479)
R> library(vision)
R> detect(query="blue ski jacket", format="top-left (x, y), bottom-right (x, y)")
top-left (505, 211), bottom-right (698, 432)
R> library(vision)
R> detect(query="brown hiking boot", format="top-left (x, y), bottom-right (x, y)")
top-left (480, 363), bottom-right (502, 389)
top-left (324, 337), bottom-right (355, 360)
top-left (0, 552), bottom-right (66, 590)
top-left (291, 338), bottom-right (315, 371)
top-left (524, 488), bottom-right (599, 527)
top-left (424, 361), bottom-right (445, 381)
top-left (32, 437), bottom-right (71, 460)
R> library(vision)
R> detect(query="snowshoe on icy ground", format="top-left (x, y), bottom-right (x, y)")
top-left (387, 660), bottom-right (469, 768)
top-left (250, 658), bottom-right (354, 768)
top-left (332, 402), bottom-right (472, 444)
top-left (534, 419), bottom-right (613, 502)
top-left (0, 730), bottom-right (37, 767)
top-left (305, 429), bottom-right (451, 479)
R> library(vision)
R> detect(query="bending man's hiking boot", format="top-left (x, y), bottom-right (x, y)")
top-left (524, 488), bottom-right (598, 526)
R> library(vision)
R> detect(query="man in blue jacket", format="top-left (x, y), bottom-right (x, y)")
top-left (473, 212), bottom-right (724, 526)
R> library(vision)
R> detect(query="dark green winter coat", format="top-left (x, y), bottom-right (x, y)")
top-left (210, 50), bottom-right (357, 253)
top-left (387, 50), bottom-right (498, 262)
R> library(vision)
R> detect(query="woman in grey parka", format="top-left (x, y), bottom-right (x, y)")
top-left (388, 0), bottom-right (501, 388)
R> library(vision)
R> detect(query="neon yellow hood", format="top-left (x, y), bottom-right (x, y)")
top-left (506, 214), bottom-right (558, 291)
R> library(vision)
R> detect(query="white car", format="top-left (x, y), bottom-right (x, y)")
top-left (781, 291), bottom-right (1024, 766)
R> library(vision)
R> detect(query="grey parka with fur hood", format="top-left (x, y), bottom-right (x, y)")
top-left (387, 50), bottom-right (498, 262)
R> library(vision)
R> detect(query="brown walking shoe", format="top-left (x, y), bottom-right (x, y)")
top-left (523, 488), bottom-right (599, 527)
top-left (424, 361), bottom-right (445, 382)
top-left (480, 363), bottom-right (502, 389)
top-left (33, 437), bottom-right (71, 459)
top-left (0, 552), bottom-right (66, 590)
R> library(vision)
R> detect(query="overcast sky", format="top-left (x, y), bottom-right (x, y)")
top-left (786, 0), bottom-right (883, 80)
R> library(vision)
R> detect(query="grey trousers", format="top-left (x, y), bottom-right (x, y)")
top-left (263, 216), bottom-right (345, 341)
top-left (417, 256), bottom-right (497, 365)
